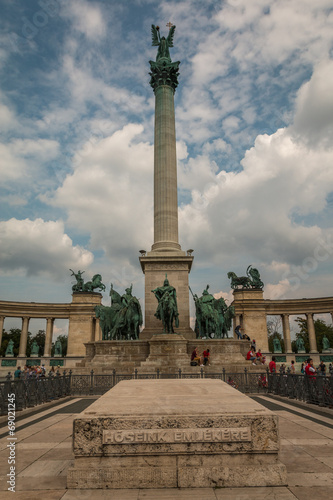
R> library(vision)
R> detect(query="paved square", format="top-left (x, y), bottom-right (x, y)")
top-left (0, 394), bottom-right (332, 499)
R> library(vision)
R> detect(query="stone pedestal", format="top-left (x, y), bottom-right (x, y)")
top-left (232, 289), bottom-right (269, 351)
top-left (68, 379), bottom-right (287, 489)
top-left (138, 333), bottom-right (191, 373)
top-left (67, 293), bottom-right (102, 357)
top-left (139, 254), bottom-right (195, 339)
top-left (80, 340), bottom-right (149, 372)
top-left (79, 336), bottom-right (261, 374)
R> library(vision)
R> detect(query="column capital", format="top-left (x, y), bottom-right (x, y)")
top-left (149, 60), bottom-right (180, 93)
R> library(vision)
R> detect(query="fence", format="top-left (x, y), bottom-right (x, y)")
top-left (0, 368), bottom-right (268, 415)
top-left (268, 372), bottom-right (333, 407)
top-left (1, 369), bottom-right (332, 416)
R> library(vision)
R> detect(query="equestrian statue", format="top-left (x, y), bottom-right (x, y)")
top-left (228, 265), bottom-right (264, 290)
top-left (190, 285), bottom-right (235, 339)
top-left (152, 275), bottom-right (179, 333)
top-left (95, 283), bottom-right (142, 341)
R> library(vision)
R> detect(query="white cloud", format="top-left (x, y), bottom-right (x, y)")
top-left (50, 124), bottom-right (154, 261)
top-left (0, 218), bottom-right (93, 277)
top-left (61, 0), bottom-right (106, 41)
top-left (0, 102), bottom-right (17, 131)
top-left (0, 138), bottom-right (59, 184)
top-left (292, 59), bottom-right (333, 148)
top-left (179, 62), bottom-right (333, 277)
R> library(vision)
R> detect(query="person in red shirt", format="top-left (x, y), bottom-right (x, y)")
top-left (246, 347), bottom-right (257, 365)
top-left (203, 349), bottom-right (210, 366)
top-left (305, 358), bottom-right (316, 378)
top-left (269, 356), bottom-right (276, 373)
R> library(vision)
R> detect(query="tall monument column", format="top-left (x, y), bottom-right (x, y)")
top-left (152, 84), bottom-right (180, 251)
top-left (140, 24), bottom-right (194, 339)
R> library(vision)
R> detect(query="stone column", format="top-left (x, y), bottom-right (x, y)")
top-left (95, 318), bottom-right (101, 341)
top-left (233, 314), bottom-right (241, 339)
top-left (140, 41), bottom-right (194, 339)
top-left (306, 313), bottom-right (318, 353)
top-left (18, 317), bottom-right (30, 358)
top-left (44, 318), bottom-right (54, 357)
top-left (0, 316), bottom-right (4, 350)
top-left (152, 85), bottom-right (181, 252)
top-left (281, 314), bottom-right (292, 353)
top-left (240, 314), bottom-right (246, 336)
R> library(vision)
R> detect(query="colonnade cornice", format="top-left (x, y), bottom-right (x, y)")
top-left (0, 300), bottom-right (72, 318)
top-left (232, 296), bottom-right (333, 316)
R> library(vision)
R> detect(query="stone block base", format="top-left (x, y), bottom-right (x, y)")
top-left (68, 379), bottom-right (287, 489)
top-left (68, 455), bottom-right (286, 489)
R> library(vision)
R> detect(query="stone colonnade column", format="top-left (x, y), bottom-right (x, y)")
top-left (18, 317), bottom-right (30, 357)
top-left (281, 314), bottom-right (292, 353)
top-left (240, 314), bottom-right (246, 336)
top-left (306, 313), bottom-right (318, 353)
top-left (95, 318), bottom-right (100, 341)
top-left (44, 318), bottom-right (54, 357)
top-left (232, 315), bottom-right (241, 338)
top-left (0, 316), bottom-right (4, 350)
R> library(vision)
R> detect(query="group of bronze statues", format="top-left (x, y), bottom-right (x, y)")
top-left (69, 266), bottom-right (265, 340)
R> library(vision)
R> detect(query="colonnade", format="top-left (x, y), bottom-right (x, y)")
top-left (0, 315), bottom-right (102, 358)
top-left (234, 311), bottom-right (333, 353)
top-left (1, 296), bottom-right (333, 357)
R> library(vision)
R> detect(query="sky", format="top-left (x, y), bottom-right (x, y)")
top-left (1, 0), bottom-right (333, 337)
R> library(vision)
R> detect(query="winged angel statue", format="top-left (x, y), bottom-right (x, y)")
top-left (151, 24), bottom-right (176, 63)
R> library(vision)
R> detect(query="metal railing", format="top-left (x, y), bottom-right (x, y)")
top-left (268, 372), bottom-right (333, 407)
top-left (2, 369), bottom-right (332, 416)
top-left (0, 372), bottom-right (71, 415)
top-left (0, 368), bottom-right (269, 415)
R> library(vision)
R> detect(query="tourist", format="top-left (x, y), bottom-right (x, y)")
top-left (279, 364), bottom-right (286, 375)
top-left (258, 373), bottom-right (268, 388)
top-left (318, 360), bottom-right (326, 376)
top-left (300, 362), bottom-right (305, 374)
top-left (243, 333), bottom-right (250, 341)
top-left (269, 356), bottom-right (276, 373)
top-left (329, 363), bottom-right (333, 376)
top-left (14, 366), bottom-right (21, 380)
top-left (203, 348), bottom-right (210, 366)
top-left (256, 349), bottom-right (263, 362)
top-left (227, 376), bottom-right (238, 388)
top-left (235, 325), bottom-right (242, 340)
top-left (305, 358), bottom-right (316, 378)
top-left (251, 339), bottom-right (256, 351)
top-left (290, 360), bottom-right (296, 374)
top-left (191, 347), bottom-right (201, 366)
top-left (246, 346), bottom-right (257, 365)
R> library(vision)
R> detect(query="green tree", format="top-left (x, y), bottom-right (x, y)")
top-left (292, 317), bottom-right (333, 353)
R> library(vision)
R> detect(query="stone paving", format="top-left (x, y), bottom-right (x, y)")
top-left (0, 394), bottom-right (332, 499)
